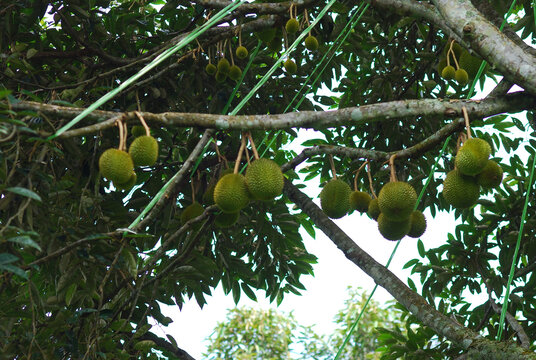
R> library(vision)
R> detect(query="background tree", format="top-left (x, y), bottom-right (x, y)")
top-left (1, 0), bottom-right (536, 359)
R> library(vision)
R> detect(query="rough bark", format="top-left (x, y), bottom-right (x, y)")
top-left (283, 180), bottom-right (536, 360)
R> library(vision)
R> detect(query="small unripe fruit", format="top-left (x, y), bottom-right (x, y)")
top-left (215, 71), bottom-right (227, 83)
top-left (180, 202), bottom-right (204, 225)
top-left (442, 169), bottom-right (480, 209)
top-left (131, 125), bottom-right (146, 137)
top-left (236, 46), bottom-right (248, 59)
top-left (285, 18), bottom-right (299, 34)
top-left (99, 148), bottom-right (134, 184)
top-left (377, 214), bottom-right (411, 241)
top-left (408, 210), bottom-right (427, 238)
top-left (304, 35), bottom-right (319, 51)
top-left (228, 65), bottom-right (242, 81)
top-left (217, 58), bottom-right (230, 74)
top-left (114, 172), bottom-right (137, 191)
top-left (455, 138), bottom-right (491, 176)
top-left (455, 68), bottom-right (469, 86)
top-left (215, 211), bottom-right (239, 228)
top-left (284, 59), bottom-right (297, 74)
top-left (367, 198), bottom-right (381, 220)
top-left (441, 65), bottom-right (456, 80)
top-left (129, 135), bottom-right (159, 167)
top-left (349, 191), bottom-right (372, 213)
top-left (476, 160), bottom-right (503, 188)
top-left (206, 63), bottom-right (217, 75)
top-left (214, 173), bottom-right (250, 213)
top-left (378, 182), bottom-right (417, 221)
top-left (320, 179), bottom-right (351, 219)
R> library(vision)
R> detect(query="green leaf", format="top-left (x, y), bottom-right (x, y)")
top-left (417, 239), bottom-right (425, 258)
top-left (5, 187), bottom-right (42, 202)
top-left (0, 253), bottom-right (19, 265)
top-left (65, 283), bottom-right (77, 306)
top-left (0, 264), bottom-right (28, 279)
top-left (7, 235), bottom-right (42, 251)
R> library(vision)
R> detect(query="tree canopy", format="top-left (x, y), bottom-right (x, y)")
top-left (1, 0), bottom-right (536, 359)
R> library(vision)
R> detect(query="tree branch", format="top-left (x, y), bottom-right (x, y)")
top-left (138, 332), bottom-right (196, 360)
top-left (9, 92), bottom-right (533, 135)
top-left (432, 0), bottom-right (536, 94)
top-left (283, 179), bottom-right (536, 360)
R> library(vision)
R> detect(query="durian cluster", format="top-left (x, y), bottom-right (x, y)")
top-left (319, 178), bottom-right (427, 241)
top-left (438, 40), bottom-right (485, 87)
top-left (98, 127), bottom-right (159, 192)
top-left (442, 137), bottom-right (503, 209)
top-left (181, 158), bottom-right (285, 229)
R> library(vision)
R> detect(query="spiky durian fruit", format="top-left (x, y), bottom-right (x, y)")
top-left (203, 184), bottom-right (216, 205)
top-left (377, 214), bottom-right (411, 241)
top-left (455, 138), bottom-right (491, 176)
top-left (285, 18), bottom-right (299, 34)
top-left (284, 59), bottom-right (297, 74)
top-left (367, 198), bottom-right (381, 220)
top-left (245, 158), bottom-right (284, 201)
top-left (350, 191), bottom-right (372, 213)
top-left (441, 65), bottom-right (456, 80)
top-left (131, 125), bottom-right (146, 137)
top-left (378, 182), bottom-right (417, 221)
top-left (442, 169), bottom-right (480, 208)
top-left (214, 173), bottom-right (250, 213)
top-left (215, 71), bottom-right (227, 83)
top-left (476, 160), bottom-right (503, 188)
top-left (304, 35), bottom-right (319, 51)
top-left (229, 65), bottom-right (242, 81)
top-left (129, 135), bottom-right (159, 167)
top-left (320, 179), bottom-right (351, 219)
top-left (114, 171), bottom-right (137, 191)
top-left (215, 211), bottom-right (239, 228)
top-left (455, 68), bottom-right (469, 86)
top-left (217, 58), bottom-right (231, 74)
top-left (408, 210), bottom-right (427, 238)
top-left (180, 202), bottom-right (204, 225)
top-left (236, 46), bottom-right (248, 59)
top-left (99, 148), bottom-right (134, 184)
top-left (206, 63), bottom-right (217, 75)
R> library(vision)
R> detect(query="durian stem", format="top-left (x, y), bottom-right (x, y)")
top-left (238, 25), bottom-right (242, 47)
top-left (123, 122), bottom-right (127, 151)
top-left (329, 154), bottom-right (337, 180)
top-left (448, 40), bottom-right (460, 70)
top-left (289, 3), bottom-right (293, 18)
top-left (196, 39), bottom-right (204, 53)
top-left (353, 161), bottom-right (368, 191)
top-left (228, 41), bottom-right (235, 66)
top-left (283, 26), bottom-right (289, 50)
top-left (366, 162), bottom-right (377, 199)
top-left (208, 47), bottom-right (212, 65)
top-left (389, 154), bottom-right (397, 182)
top-left (135, 111), bottom-right (150, 137)
top-left (246, 132), bottom-right (260, 160)
top-left (116, 119), bottom-right (124, 151)
top-left (191, 181), bottom-right (196, 203)
top-left (462, 106), bottom-right (472, 138)
top-left (305, 9), bottom-right (310, 27)
top-left (135, 90), bottom-right (141, 112)
top-left (245, 146), bottom-right (250, 164)
top-left (234, 134), bottom-right (246, 174)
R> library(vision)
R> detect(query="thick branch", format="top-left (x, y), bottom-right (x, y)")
top-left (283, 179), bottom-right (536, 360)
top-left (433, 0), bottom-right (536, 94)
top-left (9, 92), bottom-right (533, 135)
top-left (138, 332), bottom-right (196, 360)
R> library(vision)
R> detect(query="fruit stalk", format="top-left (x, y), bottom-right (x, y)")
top-left (135, 111), bottom-right (151, 137)
top-left (234, 134), bottom-right (246, 174)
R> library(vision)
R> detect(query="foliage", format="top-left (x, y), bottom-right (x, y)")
top-left (1, 0), bottom-right (536, 359)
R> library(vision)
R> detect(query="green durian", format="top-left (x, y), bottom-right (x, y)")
top-left (214, 173), bottom-right (250, 213)
top-left (476, 160), bottom-right (503, 188)
top-left (129, 135), bottom-right (159, 167)
top-left (99, 148), bottom-right (134, 184)
top-left (180, 202), bottom-right (204, 225)
top-left (214, 211), bottom-right (239, 228)
top-left (441, 65), bottom-right (456, 80)
top-left (377, 213), bottom-right (411, 241)
top-left (206, 63), bottom-right (217, 75)
top-left (442, 169), bottom-right (480, 209)
top-left (114, 171), bottom-right (137, 191)
top-left (455, 68), bottom-right (469, 86)
top-left (217, 58), bottom-right (231, 74)
top-left (284, 59), bottom-right (297, 74)
top-left (285, 18), bottom-right (299, 34)
top-left (320, 179), bottom-right (351, 219)
top-left (455, 138), bottom-right (491, 176)
top-left (304, 35), bottom-right (319, 51)
top-left (408, 210), bottom-right (427, 238)
top-left (377, 182), bottom-right (417, 221)
top-left (367, 198), bottom-right (381, 220)
top-left (131, 125), bottom-right (146, 137)
top-left (245, 158), bottom-right (284, 201)
top-left (228, 65), bottom-right (242, 81)
top-left (236, 46), bottom-right (248, 59)
top-left (349, 191), bottom-right (372, 213)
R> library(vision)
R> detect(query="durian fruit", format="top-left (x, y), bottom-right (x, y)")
top-left (236, 46), bottom-right (248, 59)
top-left (285, 18), bottom-right (299, 34)
top-left (203, 183), bottom-right (216, 205)
top-left (131, 125), bottom-right (146, 137)
top-left (442, 169), bottom-right (480, 208)
top-left (228, 65), bottom-right (242, 81)
top-left (304, 35), bottom-right (319, 51)
top-left (215, 211), bottom-right (239, 228)
top-left (245, 158), bottom-right (284, 201)
top-left (377, 182), bottom-right (417, 221)
top-left (441, 65), bottom-right (456, 80)
top-left (455, 68), bottom-right (469, 86)
top-left (129, 135), bottom-right (159, 167)
top-left (455, 138), bottom-right (491, 176)
top-left (206, 63), bottom-right (217, 75)
top-left (180, 202), bottom-right (204, 225)
top-left (476, 160), bottom-right (503, 188)
top-left (437, 58), bottom-right (447, 77)
top-left (114, 171), bottom-right (137, 191)
top-left (217, 58), bottom-right (231, 74)
top-left (268, 36), bottom-right (282, 52)
top-left (214, 173), bottom-right (250, 213)
top-left (215, 71), bottom-right (227, 83)
top-left (367, 198), bottom-right (381, 220)
top-left (256, 28), bottom-right (276, 43)
top-left (349, 191), bottom-right (372, 213)
top-left (320, 179), bottom-right (351, 219)
top-left (99, 148), bottom-right (134, 184)
top-left (377, 213), bottom-right (411, 241)
top-left (284, 59), bottom-right (297, 74)
top-left (408, 210), bottom-right (427, 238)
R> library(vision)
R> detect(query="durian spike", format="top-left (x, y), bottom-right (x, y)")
top-left (329, 154), bottom-right (337, 180)
top-left (246, 132), bottom-right (260, 160)
top-left (366, 161), bottom-right (377, 199)
top-left (353, 161), bottom-right (368, 191)
top-left (234, 134), bottom-right (247, 174)
top-left (462, 106), bottom-right (472, 138)
top-left (135, 111), bottom-right (150, 136)
top-left (389, 154), bottom-right (398, 182)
